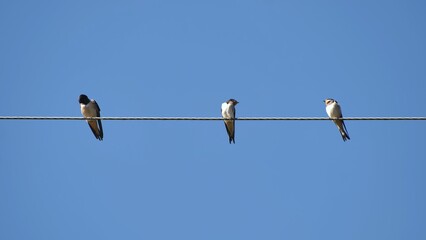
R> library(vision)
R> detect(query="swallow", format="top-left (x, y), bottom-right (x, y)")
top-left (221, 99), bottom-right (239, 144)
top-left (79, 94), bottom-right (103, 141)
top-left (324, 98), bottom-right (350, 141)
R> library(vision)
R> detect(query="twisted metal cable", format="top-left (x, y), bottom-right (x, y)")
top-left (0, 116), bottom-right (426, 121)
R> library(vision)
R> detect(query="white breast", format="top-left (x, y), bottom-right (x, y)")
top-left (80, 102), bottom-right (97, 118)
top-left (326, 102), bottom-right (341, 118)
top-left (221, 102), bottom-right (234, 118)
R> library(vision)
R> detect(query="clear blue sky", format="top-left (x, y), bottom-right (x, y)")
top-left (1, 1), bottom-right (425, 239)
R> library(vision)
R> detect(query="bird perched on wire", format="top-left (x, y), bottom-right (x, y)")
top-left (324, 98), bottom-right (350, 141)
top-left (79, 94), bottom-right (103, 141)
top-left (221, 99), bottom-right (239, 144)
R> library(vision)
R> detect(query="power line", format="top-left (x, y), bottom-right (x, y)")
top-left (0, 116), bottom-right (426, 121)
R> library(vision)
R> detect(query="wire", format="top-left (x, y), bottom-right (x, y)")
top-left (0, 116), bottom-right (426, 121)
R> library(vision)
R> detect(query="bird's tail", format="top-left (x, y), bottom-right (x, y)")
top-left (341, 131), bottom-right (350, 141)
top-left (341, 121), bottom-right (350, 141)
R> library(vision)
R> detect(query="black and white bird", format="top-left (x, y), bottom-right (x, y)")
top-left (324, 98), bottom-right (350, 141)
top-left (221, 99), bottom-right (239, 144)
top-left (79, 94), bottom-right (103, 141)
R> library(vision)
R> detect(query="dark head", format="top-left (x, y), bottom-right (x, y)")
top-left (227, 99), bottom-right (239, 105)
top-left (79, 94), bottom-right (90, 104)
top-left (323, 98), bottom-right (336, 106)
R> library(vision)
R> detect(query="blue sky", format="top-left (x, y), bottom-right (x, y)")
top-left (1, 1), bottom-right (426, 239)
